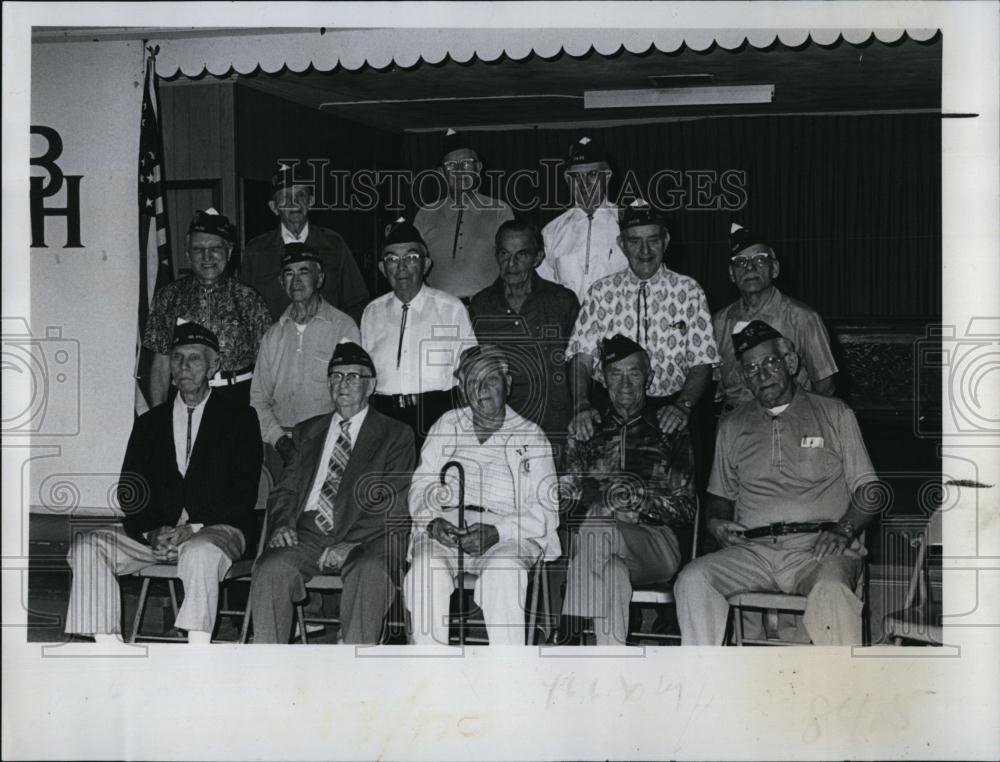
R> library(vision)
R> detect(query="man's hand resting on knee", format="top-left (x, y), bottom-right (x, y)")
top-left (268, 526), bottom-right (298, 548)
top-left (457, 524), bottom-right (500, 556)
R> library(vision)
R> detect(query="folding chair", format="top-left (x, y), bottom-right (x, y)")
top-left (128, 465), bottom-right (272, 643)
top-left (726, 531), bottom-right (870, 646)
top-left (882, 512), bottom-right (942, 645)
top-left (448, 562), bottom-right (551, 645)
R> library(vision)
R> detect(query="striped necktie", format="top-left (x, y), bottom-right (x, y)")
top-left (312, 419), bottom-right (353, 535)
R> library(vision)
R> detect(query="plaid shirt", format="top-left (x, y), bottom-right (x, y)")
top-left (560, 404), bottom-right (696, 529)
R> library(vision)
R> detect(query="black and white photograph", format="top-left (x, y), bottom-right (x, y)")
top-left (3, 2), bottom-right (998, 760)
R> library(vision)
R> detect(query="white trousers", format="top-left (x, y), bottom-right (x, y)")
top-left (675, 533), bottom-right (865, 646)
top-left (404, 533), bottom-right (541, 646)
top-left (65, 524), bottom-right (245, 635)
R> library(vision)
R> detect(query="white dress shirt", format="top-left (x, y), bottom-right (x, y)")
top-left (537, 201), bottom-right (629, 302)
top-left (172, 391), bottom-right (211, 477)
top-left (360, 284), bottom-right (476, 395)
top-left (280, 221), bottom-right (310, 244)
top-left (302, 406), bottom-right (369, 515)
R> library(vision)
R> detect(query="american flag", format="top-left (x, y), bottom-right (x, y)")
top-left (134, 48), bottom-right (173, 415)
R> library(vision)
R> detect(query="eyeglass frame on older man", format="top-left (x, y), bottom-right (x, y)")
top-left (730, 252), bottom-right (774, 271)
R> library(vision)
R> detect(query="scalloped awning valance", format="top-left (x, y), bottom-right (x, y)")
top-left (153, 27), bottom-right (940, 78)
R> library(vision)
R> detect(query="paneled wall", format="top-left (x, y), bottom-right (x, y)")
top-left (159, 80), bottom-right (237, 276)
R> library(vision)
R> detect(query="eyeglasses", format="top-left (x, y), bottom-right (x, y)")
top-left (442, 159), bottom-right (479, 171)
top-left (730, 253), bottom-right (773, 270)
top-left (382, 253), bottom-right (423, 267)
top-left (328, 371), bottom-right (375, 385)
top-left (740, 355), bottom-right (786, 378)
top-left (190, 245), bottom-right (227, 258)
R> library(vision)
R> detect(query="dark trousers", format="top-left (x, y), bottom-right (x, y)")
top-left (371, 389), bottom-right (453, 457)
top-left (249, 528), bottom-right (394, 644)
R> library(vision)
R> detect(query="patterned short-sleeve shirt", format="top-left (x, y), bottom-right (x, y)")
top-left (567, 265), bottom-right (719, 397)
top-left (143, 275), bottom-right (273, 371)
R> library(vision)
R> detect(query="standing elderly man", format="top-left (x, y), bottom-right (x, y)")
top-left (249, 341), bottom-right (415, 644)
top-left (469, 220), bottom-right (580, 441)
top-left (713, 222), bottom-right (837, 415)
top-left (405, 344), bottom-right (561, 646)
top-left (675, 321), bottom-right (878, 646)
top-left (560, 335), bottom-right (697, 645)
top-left (251, 242), bottom-right (360, 477)
top-left (361, 217), bottom-right (476, 453)
top-left (414, 128), bottom-right (515, 300)
top-left (536, 136), bottom-right (629, 303)
top-left (567, 199), bottom-right (718, 440)
top-left (241, 162), bottom-right (369, 323)
top-left (144, 209), bottom-right (272, 407)
top-left (65, 323), bottom-right (262, 645)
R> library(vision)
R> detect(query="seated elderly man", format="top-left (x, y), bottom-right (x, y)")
top-left (250, 341), bottom-right (414, 644)
top-left (675, 321), bottom-right (878, 646)
top-left (250, 242), bottom-right (360, 477)
top-left (65, 323), bottom-right (262, 645)
top-left (560, 335), bottom-right (697, 645)
top-left (405, 345), bottom-right (561, 645)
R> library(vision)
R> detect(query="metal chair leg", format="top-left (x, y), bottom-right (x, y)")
top-left (527, 565), bottom-right (541, 645)
top-left (167, 580), bottom-right (180, 620)
top-left (239, 601), bottom-right (253, 644)
top-left (296, 604), bottom-right (308, 644)
top-left (130, 578), bottom-right (152, 643)
top-left (733, 604), bottom-right (744, 646)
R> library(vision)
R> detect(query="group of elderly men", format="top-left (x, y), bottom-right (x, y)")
top-left (65, 129), bottom-right (877, 647)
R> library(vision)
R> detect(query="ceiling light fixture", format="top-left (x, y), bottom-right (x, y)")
top-left (585, 84), bottom-right (775, 109)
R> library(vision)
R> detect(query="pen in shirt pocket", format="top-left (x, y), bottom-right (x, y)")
top-left (608, 248), bottom-right (613, 259)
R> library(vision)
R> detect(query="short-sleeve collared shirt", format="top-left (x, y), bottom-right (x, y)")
top-left (469, 274), bottom-right (580, 435)
top-left (708, 390), bottom-right (877, 529)
top-left (143, 275), bottom-right (273, 371)
top-left (567, 265), bottom-right (719, 397)
top-left (360, 285), bottom-right (476, 395)
top-left (414, 191), bottom-right (515, 299)
top-left (560, 403), bottom-right (696, 529)
top-left (713, 286), bottom-right (838, 408)
top-left (249, 299), bottom-right (360, 445)
top-left (537, 202), bottom-right (629, 303)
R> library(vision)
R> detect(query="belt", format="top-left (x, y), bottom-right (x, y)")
top-left (375, 391), bottom-right (445, 409)
top-left (742, 521), bottom-right (838, 540)
top-left (209, 367), bottom-right (254, 387)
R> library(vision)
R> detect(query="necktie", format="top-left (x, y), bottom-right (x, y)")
top-left (636, 281), bottom-right (649, 345)
top-left (451, 208), bottom-right (464, 259)
top-left (396, 303), bottom-right (409, 368)
top-left (312, 420), bottom-right (353, 534)
top-left (185, 407), bottom-right (195, 465)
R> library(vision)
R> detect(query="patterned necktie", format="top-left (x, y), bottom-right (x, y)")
top-left (312, 419), bottom-right (353, 534)
top-left (636, 281), bottom-right (649, 346)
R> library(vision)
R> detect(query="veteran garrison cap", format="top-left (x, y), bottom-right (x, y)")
top-left (732, 320), bottom-right (784, 357)
top-left (172, 321), bottom-right (220, 353)
top-left (600, 334), bottom-right (647, 368)
top-left (728, 222), bottom-right (773, 256)
top-left (270, 162), bottom-right (313, 195)
top-left (567, 135), bottom-right (608, 167)
top-left (187, 208), bottom-right (235, 244)
top-left (619, 198), bottom-right (669, 232)
top-left (327, 340), bottom-right (375, 376)
top-left (281, 242), bottom-right (323, 269)
top-left (454, 344), bottom-right (509, 380)
top-left (382, 216), bottom-right (427, 251)
top-left (441, 128), bottom-right (478, 161)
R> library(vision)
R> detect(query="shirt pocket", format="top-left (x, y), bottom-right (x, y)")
top-left (307, 351), bottom-right (332, 389)
top-left (795, 445), bottom-right (840, 482)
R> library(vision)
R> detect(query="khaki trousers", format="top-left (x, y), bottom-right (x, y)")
top-left (65, 524), bottom-right (245, 635)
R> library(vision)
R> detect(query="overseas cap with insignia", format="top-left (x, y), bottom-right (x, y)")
top-left (327, 340), bottom-right (376, 376)
top-left (732, 320), bottom-right (784, 357)
top-left (172, 320), bottom-right (220, 353)
top-left (619, 198), bottom-right (669, 232)
top-left (187, 208), bottom-right (235, 244)
top-left (600, 334), bottom-right (647, 368)
top-left (281, 242), bottom-right (323, 269)
top-left (271, 162), bottom-right (310, 195)
top-left (728, 222), bottom-right (772, 256)
top-left (382, 216), bottom-right (427, 250)
top-left (441, 128), bottom-right (477, 161)
top-left (454, 344), bottom-right (509, 380)
top-left (568, 135), bottom-right (608, 167)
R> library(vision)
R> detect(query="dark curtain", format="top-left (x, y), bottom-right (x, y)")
top-left (403, 113), bottom-right (941, 320)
